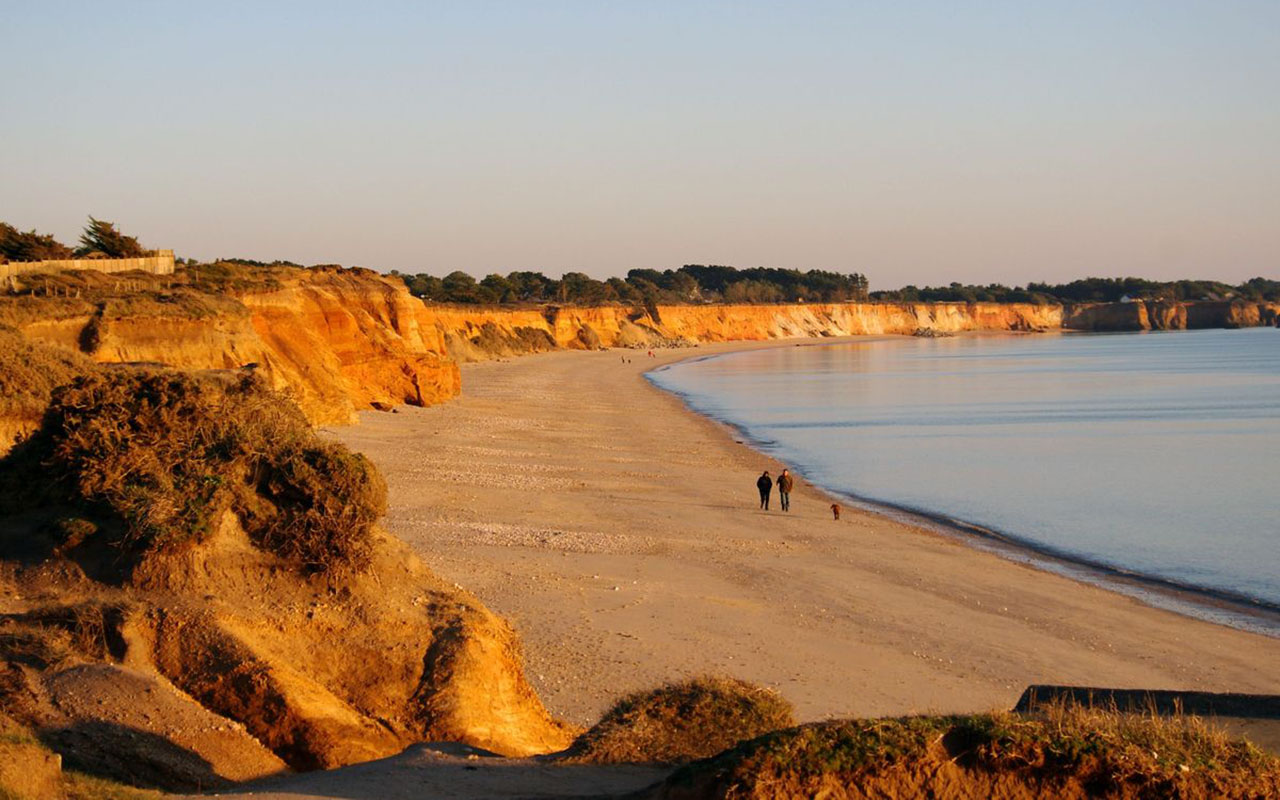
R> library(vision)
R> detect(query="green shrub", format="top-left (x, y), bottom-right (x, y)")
top-left (1, 370), bottom-right (385, 573)
top-left (661, 703), bottom-right (1280, 799)
top-left (0, 326), bottom-right (94, 423)
top-left (566, 677), bottom-right (795, 765)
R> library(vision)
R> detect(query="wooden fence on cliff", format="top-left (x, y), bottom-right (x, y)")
top-left (0, 250), bottom-right (175, 280)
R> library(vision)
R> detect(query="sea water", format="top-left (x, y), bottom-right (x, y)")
top-left (648, 328), bottom-right (1280, 623)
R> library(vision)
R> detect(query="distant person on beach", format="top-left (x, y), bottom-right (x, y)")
top-left (777, 468), bottom-right (794, 512)
top-left (756, 470), bottom-right (773, 510)
top-left (831, 503), bottom-right (841, 520)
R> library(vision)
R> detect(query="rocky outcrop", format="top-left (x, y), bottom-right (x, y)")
top-left (0, 514), bottom-right (576, 790)
top-left (1063, 299), bottom-right (1280, 332)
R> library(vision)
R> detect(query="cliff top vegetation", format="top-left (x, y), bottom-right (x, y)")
top-left (395, 267), bottom-right (1280, 308)
top-left (391, 264), bottom-right (871, 307)
top-left (7, 217), bottom-right (1274, 307)
top-left (871, 276), bottom-right (1280, 304)
top-left (1, 217), bottom-right (155, 262)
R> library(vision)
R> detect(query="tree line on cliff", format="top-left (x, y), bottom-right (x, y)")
top-left (390, 265), bottom-right (871, 306)
top-left (0, 218), bottom-right (152, 262)
top-left (870, 277), bottom-right (1280, 304)
top-left (392, 268), bottom-right (1279, 307)
top-left (7, 217), bottom-right (1275, 305)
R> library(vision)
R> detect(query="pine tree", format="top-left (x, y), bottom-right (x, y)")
top-left (77, 216), bottom-right (147, 258)
top-left (0, 222), bottom-right (73, 262)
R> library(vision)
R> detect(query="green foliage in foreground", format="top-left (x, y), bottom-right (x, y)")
top-left (1, 370), bottom-right (386, 574)
top-left (566, 676), bottom-right (796, 765)
top-left (664, 703), bottom-right (1280, 798)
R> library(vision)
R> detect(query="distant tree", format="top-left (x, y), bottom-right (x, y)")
top-left (626, 268), bottom-right (667, 286)
top-left (480, 273), bottom-right (516, 303)
top-left (77, 216), bottom-right (147, 258)
top-left (1239, 277), bottom-right (1280, 301)
top-left (679, 265), bottom-right (741, 296)
top-left (558, 272), bottom-right (615, 304)
top-left (506, 271), bottom-right (554, 302)
top-left (606, 276), bottom-right (642, 304)
top-left (401, 273), bottom-right (445, 299)
top-left (0, 222), bottom-right (73, 262)
top-left (441, 270), bottom-right (482, 303)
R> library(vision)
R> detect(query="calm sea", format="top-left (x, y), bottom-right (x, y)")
top-left (648, 328), bottom-right (1280, 629)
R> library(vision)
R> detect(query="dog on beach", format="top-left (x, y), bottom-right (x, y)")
top-left (830, 503), bottom-right (841, 521)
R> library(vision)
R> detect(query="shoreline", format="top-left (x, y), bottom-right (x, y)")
top-left (330, 336), bottom-right (1280, 730)
top-left (644, 337), bottom-right (1280, 638)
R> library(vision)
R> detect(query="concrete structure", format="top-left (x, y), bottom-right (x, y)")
top-left (0, 250), bottom-right (175, 280)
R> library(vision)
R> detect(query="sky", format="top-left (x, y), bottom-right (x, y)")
top-left (2, 1), bottom-right (1278, 289)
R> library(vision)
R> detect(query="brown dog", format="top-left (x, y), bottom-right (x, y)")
top-left (830, 503), bottom-right (841, 521)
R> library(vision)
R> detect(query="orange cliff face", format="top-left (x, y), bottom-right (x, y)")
top-left (11, 267), bottom-right (1276, 432)
top-left (423, 301), bottom-right (1065, 361)
top-left (239, 269), bottom-right (459, 423)
top-left (14, 269), bottom-right (460, 425)
top-left (426, 298), bottom-right (1279, 363)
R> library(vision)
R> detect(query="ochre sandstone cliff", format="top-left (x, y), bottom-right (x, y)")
top-left (8, 268), bottom-right (460, 426)
top-left (428, 301), bottom-right (1065, 362)
top-left (6, 264), bottom-right (1276, 430)
top-left (431, 298), bottom-right (1279, 363)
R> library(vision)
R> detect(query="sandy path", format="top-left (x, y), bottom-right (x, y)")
top-left (194, 744), bottom-right (667, 799)
top-left (330, 340), bottom-right (1280, 729)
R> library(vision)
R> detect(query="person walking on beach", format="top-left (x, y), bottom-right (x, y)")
top-left (756, 470), bottom-right (773, 510)
top-left (777, 468), bottom-right (794, 512)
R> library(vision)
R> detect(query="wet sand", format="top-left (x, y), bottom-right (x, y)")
top-left (330, 339), bottom-right (1280, 729)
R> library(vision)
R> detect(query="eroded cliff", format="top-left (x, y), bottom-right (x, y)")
top-left (6, 265), bottom-right (1276, 433)
top-left (0, 369), bottom-right (573, 791)
top-left (1063, 299), bottom-right (1280, 331)
top-left (428, 301), bottom-right (1065, 362)
top-left (3, 267), bottom-right (460, 427)
top-left (432, 298), bottom-right (1279, 363)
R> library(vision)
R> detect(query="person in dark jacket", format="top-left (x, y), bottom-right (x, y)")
top-left (777, 468), bottom-right (794, 512)
top-left (756, 471), bottom-right (773, 510)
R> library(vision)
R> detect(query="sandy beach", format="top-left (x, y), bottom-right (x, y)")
top-left (330, 338), bottom-right (1280, 732)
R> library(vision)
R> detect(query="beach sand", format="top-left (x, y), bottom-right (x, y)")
top-left (330, 339), bottom-right (1280, 730)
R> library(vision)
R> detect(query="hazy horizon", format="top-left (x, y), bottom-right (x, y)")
top-left (3, 2), bottom-right (1277, 288)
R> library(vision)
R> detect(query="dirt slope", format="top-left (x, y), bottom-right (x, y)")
top-left (0, 513), bottom-right (575, 791)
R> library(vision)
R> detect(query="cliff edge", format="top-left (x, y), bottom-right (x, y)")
top-left (3, 265), bottom-right (460, 429)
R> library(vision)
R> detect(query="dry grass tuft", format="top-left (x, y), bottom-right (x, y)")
top-left (0, 325), bottom-right (95, 423)
top-left (661, 699), bottom-right (1280, 799)
top-left (564, 676), bottom-right (795, 765)
top-left (0, 369), bottom-right (385, 574)
top-left (63, 771), bottom-right (165, 800)
top-left (0, 268), bottom-right (250, 329)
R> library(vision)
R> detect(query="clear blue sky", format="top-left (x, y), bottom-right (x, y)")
top-left (2, 1), bottom-right (1277, 288)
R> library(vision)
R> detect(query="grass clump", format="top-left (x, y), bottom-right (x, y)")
top-left (63, 772), bottom-right (163, 800)
top-left (0, 268), bottom-right (248, 329)
top-left (0, 325), bottom-right (94, 424)
top-left (1, 369), bottom-right (385, 574)
top-left (662, 701), bottom-right (1280, 799)
top-left (565, 676), bottom-right (795, 765)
